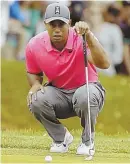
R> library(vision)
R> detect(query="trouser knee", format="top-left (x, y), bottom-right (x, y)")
top-left (28, 92), bottom-right (55, 119)
top-left (73, 85), bottom-right (99, 117)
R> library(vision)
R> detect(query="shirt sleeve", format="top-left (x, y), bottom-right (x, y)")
top-left (25, 43), bottom-right (41, 74)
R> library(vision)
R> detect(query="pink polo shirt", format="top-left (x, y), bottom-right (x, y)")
top-left (25, 28), bottom-right (98, 89)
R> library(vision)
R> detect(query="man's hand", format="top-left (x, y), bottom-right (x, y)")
top-left (74, 21), bottom-right (90, 36)
top-left (27, 83), bottom-right (44, 107)
top-left (74, 22), bottom-right (110, 69)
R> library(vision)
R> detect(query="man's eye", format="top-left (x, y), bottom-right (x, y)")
top-left (59, 22), bottom-right (65, 26)
top-left (50, 22), bottom-right (55, 27)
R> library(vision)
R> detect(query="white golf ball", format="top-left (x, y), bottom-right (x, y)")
top-left (45, 155), bottom-right (52, 162)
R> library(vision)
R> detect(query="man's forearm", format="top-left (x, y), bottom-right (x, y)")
top-left (86, 31), bottom-right (110, 69)
top-left (123, 44), bottom-right (130, 75)
top-left (27, 73), bottom-right (43, 87)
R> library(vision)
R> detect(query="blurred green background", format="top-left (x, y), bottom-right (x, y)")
top-left (1, 60), bottom-right (130, 134)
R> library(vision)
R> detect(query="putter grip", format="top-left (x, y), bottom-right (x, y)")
top-left (82, 34), bottom-right (88, 67)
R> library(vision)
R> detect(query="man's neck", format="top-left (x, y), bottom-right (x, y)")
top-left (51, 41), bottom-right (67, 51)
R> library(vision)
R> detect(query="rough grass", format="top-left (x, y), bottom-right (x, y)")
top-left (1, 129), bottom-right (130, 163)
top-left (1, 60), bottom-right (130, 134)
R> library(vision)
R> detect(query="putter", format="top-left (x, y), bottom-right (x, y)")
top-left (82, 34), bottom-right (94, 160)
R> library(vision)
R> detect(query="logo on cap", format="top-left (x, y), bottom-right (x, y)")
top-left (55, 6), bottom-right (60, 14)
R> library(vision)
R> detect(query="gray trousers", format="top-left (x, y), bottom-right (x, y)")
top-left (29, 82), bottom-right (105, 145)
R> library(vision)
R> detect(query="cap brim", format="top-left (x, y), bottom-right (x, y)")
top-left (44, 17), bottom-right (69, 24)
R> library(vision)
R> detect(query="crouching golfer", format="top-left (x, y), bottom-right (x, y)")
top-left (26, 3), bottom-right (110, 155)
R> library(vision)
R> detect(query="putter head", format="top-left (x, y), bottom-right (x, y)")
top-left (84, 149), bottom-right (94, 161)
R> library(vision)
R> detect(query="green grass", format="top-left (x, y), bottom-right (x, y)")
top-left (1, 60), bottom-right (130, 134)
top-left (1, 129), bottom-right (130, 163)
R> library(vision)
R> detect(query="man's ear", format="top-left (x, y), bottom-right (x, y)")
top-left (44, 21), bottom-right (46, 26)
top-left (69, 19), bottom-right (72, 26)
top-left (44, 21), bottom-right (48, 29)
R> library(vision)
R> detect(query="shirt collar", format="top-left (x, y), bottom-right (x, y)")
top-left (45, 28), bottom-right (74, 52)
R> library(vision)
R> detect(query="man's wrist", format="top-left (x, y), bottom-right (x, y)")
top-left (85, 30), bottom-right (99, 43)
top-left (85, 30), bottom-right (92, 38)
top-left (32, 80), bottom-right (41, 87)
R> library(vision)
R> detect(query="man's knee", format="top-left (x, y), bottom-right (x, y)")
top-left (89, 88), bottom-right (99, 107)
top-left (29, 90), bottom-right (53, 114)
top-left (72, 85), bottom-right (87, 116)
top-left (73, 85), bottom-right (99, 114)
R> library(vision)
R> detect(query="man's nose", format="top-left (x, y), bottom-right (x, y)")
top-left (54, 25), bottom-right (61, 32)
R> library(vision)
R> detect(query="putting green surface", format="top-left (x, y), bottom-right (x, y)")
top-left (1, 130), bottom-right (130, 163)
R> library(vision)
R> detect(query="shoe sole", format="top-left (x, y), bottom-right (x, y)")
top-left (76, 148), bottom-right (95, 156)
top-left (76, 143), bottom-right (95, 156)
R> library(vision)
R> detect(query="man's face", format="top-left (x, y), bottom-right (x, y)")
top-left (45, 20), bottom-right (70, 44)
